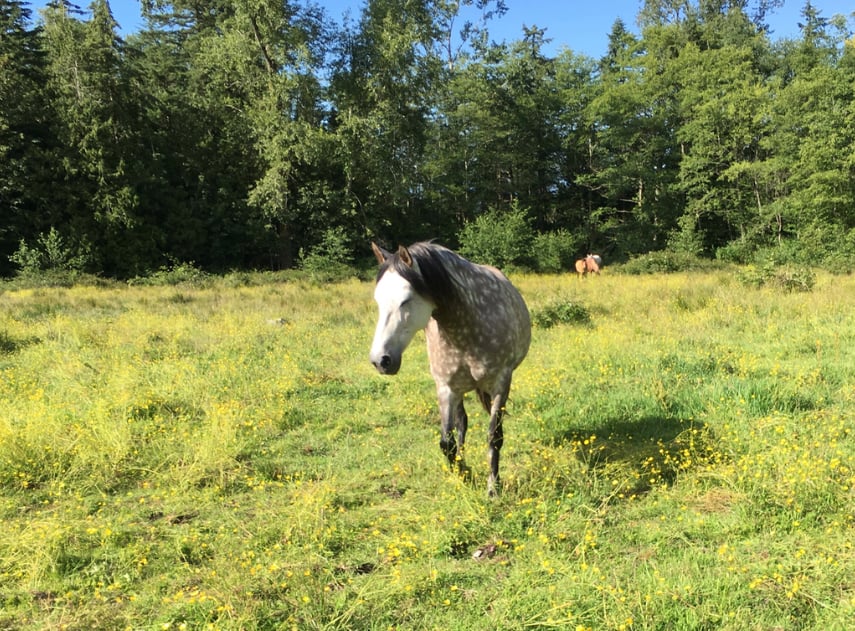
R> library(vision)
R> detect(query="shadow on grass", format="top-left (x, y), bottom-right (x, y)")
top-left (550, 415), bottom-right (721, 498)
top-left (0, 331), bottom-right (40, 355)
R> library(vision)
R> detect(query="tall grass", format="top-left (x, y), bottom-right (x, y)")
top-left (0, 271), bottom-right (853, 629)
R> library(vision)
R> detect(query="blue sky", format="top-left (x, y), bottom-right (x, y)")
top-left (26, 1), bottom-right (855, 58)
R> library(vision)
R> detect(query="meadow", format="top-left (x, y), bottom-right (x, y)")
top-left (0, 269), bottom-right (853, 630)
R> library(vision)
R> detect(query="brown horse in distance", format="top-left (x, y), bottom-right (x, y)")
top-left (575, 254), bottom-right (601, 277)
top-left (584, 254), bottom-right (600, 275)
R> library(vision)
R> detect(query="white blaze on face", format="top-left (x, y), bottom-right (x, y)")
top-left (369, 269), bottom-right (435, 375)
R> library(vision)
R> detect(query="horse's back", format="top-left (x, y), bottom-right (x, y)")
top-left (427, 258), bottom-right (530, 392)
top-left (471, 261), bottom-right (530, 358)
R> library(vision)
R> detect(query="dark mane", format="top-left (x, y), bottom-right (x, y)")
top-left (376, 242), bottom-right (462, 312)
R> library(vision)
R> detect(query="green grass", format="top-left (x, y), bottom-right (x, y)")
top-left (0, 271), bottom-right (853, 630)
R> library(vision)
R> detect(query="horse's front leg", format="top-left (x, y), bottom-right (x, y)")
top-left (437, 386), bottom-right (467, 473)
top-left (486, 382), bottom-right (511, 497)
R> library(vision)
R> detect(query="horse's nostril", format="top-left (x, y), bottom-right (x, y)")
top-left (380, 355), bottom-right (392, 369)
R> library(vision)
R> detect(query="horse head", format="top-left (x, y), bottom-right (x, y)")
top-left (369, 243), bottom-right (436, 375)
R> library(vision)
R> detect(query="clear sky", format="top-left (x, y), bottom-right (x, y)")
top-left (25, 0), bottom-right (855, 58)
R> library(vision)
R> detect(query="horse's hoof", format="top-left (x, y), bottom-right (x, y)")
top-left (487, 478), bottom-right (501, 497)
top-left (458, 463), bottom-right (472, 482)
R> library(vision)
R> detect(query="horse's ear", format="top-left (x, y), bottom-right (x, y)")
top-left (371, 242), bottom-right (391, 264)
top-left (397, 245), bottom-right (413, 268)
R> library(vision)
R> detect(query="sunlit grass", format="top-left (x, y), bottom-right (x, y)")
top-left (1, 271), bottom-right (853, 629)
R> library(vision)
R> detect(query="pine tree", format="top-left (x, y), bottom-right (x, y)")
top-left (0, 0), bottom-right (54, 275)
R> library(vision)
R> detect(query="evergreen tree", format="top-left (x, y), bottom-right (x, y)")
top-left (0, 0), bottom-right (54, 274)
top-left (40, 0), bottom-right (149, 275)
top-left (581, 16), bottom-right (682, 257)
top-left (673, 8), bottom-right (772, 252)
top-left (427, 26), bottom-right (564, 231)
top-left (329, 0), bottom-right (444, 245)
top-left (769, 3), bottom-right (855, 259)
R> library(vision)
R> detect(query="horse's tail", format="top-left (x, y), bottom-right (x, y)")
top-left (476, 389), bottom-right (492, 414)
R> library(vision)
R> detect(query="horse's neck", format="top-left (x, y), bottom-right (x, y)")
top-left (432, 260), bottom-right (482, 333)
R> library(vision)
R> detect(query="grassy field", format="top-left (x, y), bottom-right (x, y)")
top-left (0, 270), bottom-right (853, 630)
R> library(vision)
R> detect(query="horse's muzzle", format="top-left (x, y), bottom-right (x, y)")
top-left (370, 352), bottom-right (401, 375)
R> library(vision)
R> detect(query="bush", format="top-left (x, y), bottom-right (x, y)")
top-left (791, 227), bottom-right (855, 274)
top-left (818, 248), bottom-right (855, 275)
top-left (666, 215), bottom-right (705, 257)
top-left (128, 261), bottom-right (212, 287)
top-left (299, 226), bottom-right (357, 283)
top-left (531, 298), bottom-right (591, 328)
top-left (737, 264), bottom-right (816, 293)
top-left (720, 229), bottom-right (855, 274)
top-left (0, 270), bottom-right (110, 289)
top-left (715, 239), bottom-right (756, 265)
top-left (620, 250), bottom-right (718, 275)
top-left (9, 228), bottom-right (93, 276)
top-left (532, 229), bottom-right (583, 273)
top-left (458, 202), bottom-right (534, 270)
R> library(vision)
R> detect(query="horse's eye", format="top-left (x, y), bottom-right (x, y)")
top-left (400, 298), bottom-right (412, 308)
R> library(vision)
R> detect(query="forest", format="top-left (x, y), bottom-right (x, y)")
top-left (1, 0), bottom-right (854, 278)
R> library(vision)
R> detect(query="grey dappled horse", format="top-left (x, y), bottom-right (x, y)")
top-left (369, 242), bottom-right (531, 495)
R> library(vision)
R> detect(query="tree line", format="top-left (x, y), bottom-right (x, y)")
top-left (1, 0), bottom-right (854, 278)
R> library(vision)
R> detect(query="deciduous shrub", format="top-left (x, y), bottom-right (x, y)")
top-left (299, 227), bottom-right (357, 282)
top-left (128, 261), bottom-right (212, 287)
top-left (532, 229), bottom-right (582, 273)
top-left (620, 250), bottom-right (718, 274)
top-left (531, 298), bottom-right (591, 328)
top-left (458, 203), bottom-right (534, 270)
top-left (737, 264), bottom-right (816, 292)
top-left (9, 228), bottom-right (93, 276)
